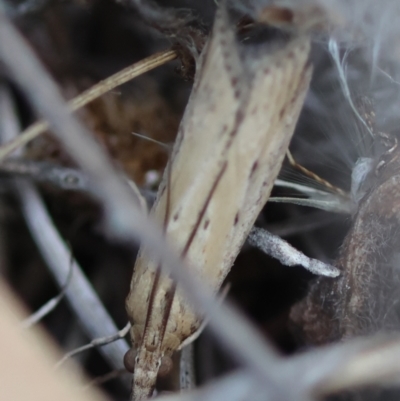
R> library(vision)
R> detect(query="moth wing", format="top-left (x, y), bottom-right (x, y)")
top-left (166, 34), bottom-right (312, 340)
top-left (220, 37), bottom-right (312, 274)
top-left (126, 7), bottom-right (244, 335)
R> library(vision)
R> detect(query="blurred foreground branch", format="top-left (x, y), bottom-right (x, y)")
top-left (0, 85), bottom-right (130, 373)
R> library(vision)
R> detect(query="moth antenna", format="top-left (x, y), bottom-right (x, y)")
top-left (329, 38), bottom-right (375, 139)
top-left (286, 149), bottom-right (348, 197)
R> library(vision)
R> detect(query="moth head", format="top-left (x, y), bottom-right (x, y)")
top-left (128, 328), bottom-right (178, 399)
top-left (130, 344), bottom-right (162, 400)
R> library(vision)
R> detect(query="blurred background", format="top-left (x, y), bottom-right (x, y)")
top-left (2, 1), bottom-right (400, 400)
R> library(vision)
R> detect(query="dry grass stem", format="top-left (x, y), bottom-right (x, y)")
top-left (20, 258), bottom-right (73, 328)
top-left (0, 49), bottom-right (177, 161)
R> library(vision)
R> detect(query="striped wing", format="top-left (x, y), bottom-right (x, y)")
top-left (126, 4), bottom-right (312, 374)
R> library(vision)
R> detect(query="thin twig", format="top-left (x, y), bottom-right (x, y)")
top-left (155, 371), bottom-right (259, 401)
top-left (0, 159), bottom-right (89, 190)
top-left (0, 85), bottom-right (130, 374)
top-left (17, 180), bottom-right (131, 372)
top-left (20, 253), bottom-right (74, 329)
top-left (287, 335), bottom-right (400, 396)
top-left (158, 333), bottom-right (400, 401)
top-left (248, 227), bottom-right (340, 277)
top-left (0, 49), bottom-right (177, 161)
top-left (164, 335), bottom-right (400, 399)
top-left (56, 322), bottom-right (131, 368)
top-left (0, 157), bottom-right (152, 209)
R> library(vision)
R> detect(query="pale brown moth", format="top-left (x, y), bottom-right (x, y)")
top-left (125, 6), bottom-right (312, 400)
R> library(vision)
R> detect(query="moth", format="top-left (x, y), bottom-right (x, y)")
top-left (125, 6), bottom-right (312, 400)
